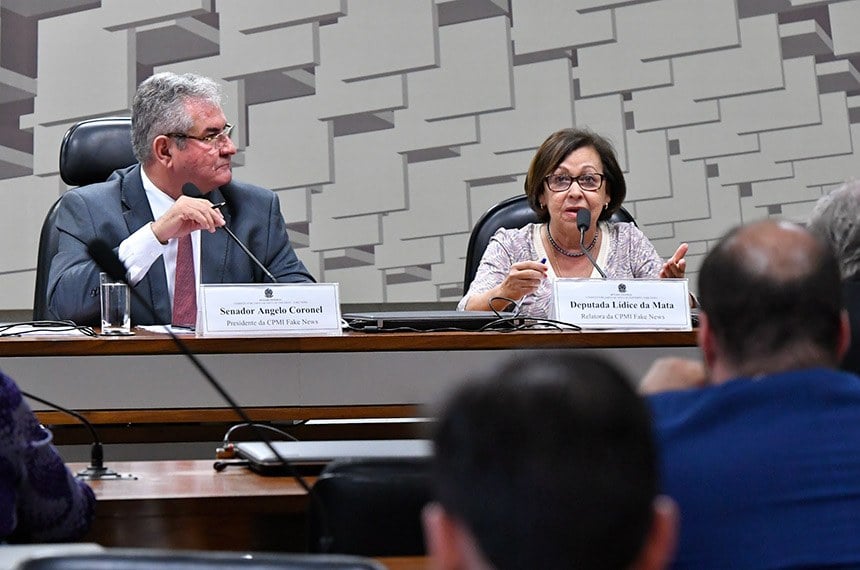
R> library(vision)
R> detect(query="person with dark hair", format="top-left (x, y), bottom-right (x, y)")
top-left (807, 179), bottom-right (860, 375)
top-left (642, 219), bottom-right (860, 568)
top-left (48, 72), bottom-right (314, 327)
top-left (423, 352), bottom-right (677, 570)
top-left (0, 369), bottom-right (95, 542)
top-left (459, 127), bottom-right (688, 317)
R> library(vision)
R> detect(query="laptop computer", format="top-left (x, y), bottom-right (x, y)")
top-left (235, 439), bottom-right (433, 475)
top-left (342, 310), bottom-right (518, 332)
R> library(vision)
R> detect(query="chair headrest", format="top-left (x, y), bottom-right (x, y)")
top-left (59, 117), bottom-right (136, 186)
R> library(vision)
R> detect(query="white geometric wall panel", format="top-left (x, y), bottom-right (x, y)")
top-left (0, 0), bottom-right (858, 309)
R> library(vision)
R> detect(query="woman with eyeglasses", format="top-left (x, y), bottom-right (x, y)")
top-left (459, 128), bottom-right (688, 317)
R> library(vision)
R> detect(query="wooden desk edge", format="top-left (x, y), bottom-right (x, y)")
top-left (0, 329), bottom-right (697, 357)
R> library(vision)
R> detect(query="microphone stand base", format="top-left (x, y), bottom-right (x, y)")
top-left (76, 466), bottom-right (138, 481)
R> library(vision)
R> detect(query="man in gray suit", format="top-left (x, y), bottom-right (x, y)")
top-left (48, 72), bottom-right (314, 326)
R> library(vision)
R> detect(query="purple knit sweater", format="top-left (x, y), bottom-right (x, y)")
top-left (0, 370), bottom-right (95, 542)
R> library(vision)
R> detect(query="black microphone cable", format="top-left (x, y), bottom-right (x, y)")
top-left (22, 390), bottom-right (136, 481)
top-left (86, 238), bottom-right (333, 552)
top-left (576, 208), bottom-right (607, 278)
top-left (181, 182), bottom-right (278, 283)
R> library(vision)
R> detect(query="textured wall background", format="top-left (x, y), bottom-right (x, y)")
top-left (0, 0), bottom-right (858, 311)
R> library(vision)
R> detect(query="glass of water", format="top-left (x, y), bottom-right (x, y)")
top-left (99, 272), bottom-right (131, 335)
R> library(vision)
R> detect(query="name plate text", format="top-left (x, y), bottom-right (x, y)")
top-left (552, 278), bottom-right (691, 330)
top-left (197, 283), bottom-right (341, 337)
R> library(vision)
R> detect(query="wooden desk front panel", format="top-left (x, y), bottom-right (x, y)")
top-left (75, 460), bottom-right (310, 552)
top-left (1, 331), bottom-right (697, 426)
top-left (76, 460), bottom-right (430, 568)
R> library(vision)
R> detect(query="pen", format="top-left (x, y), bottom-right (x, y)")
top-left (211, 202), bottom-right (226, 210)
top-left (540, 258), bottom-right (547, 264)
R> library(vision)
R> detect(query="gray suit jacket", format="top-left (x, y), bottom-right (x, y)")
top-left (47, 165), bottom-right (315, 326)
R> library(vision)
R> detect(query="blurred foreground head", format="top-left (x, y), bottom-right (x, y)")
top-left (424, 352), bottom-right (676, 570)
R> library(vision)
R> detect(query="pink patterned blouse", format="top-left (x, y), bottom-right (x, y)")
top-left (458, 222), bottom-right (663, 318)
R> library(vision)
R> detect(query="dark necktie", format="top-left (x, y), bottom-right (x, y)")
top-left (172, 234), bottom-right (197, 327)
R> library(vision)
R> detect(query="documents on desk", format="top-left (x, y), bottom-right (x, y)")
top-left (552, 278), bottom-right (692, 330)
top-left (196, 283), bottom-right (341, 337)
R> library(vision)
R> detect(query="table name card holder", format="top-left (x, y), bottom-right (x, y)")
top-left (552, 278), bottom-right (691, 330)
top-left (197, 283), bottom-right (342, 337)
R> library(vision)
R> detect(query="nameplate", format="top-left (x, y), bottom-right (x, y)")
top-left (552, 278), bottom-right (691, 330)
top-left (196, 283), bottom-right (341, 337)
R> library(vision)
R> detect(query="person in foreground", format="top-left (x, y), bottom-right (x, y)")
top-left (459, 128), bottom-right (688, 317)
top-left (423, 352), bottom-right (677, 570)
top-left (47, 72), bottom-right (314, 327)
top-left (807, 179), bottom-right (860, 376)
top-left (0, 370), bottom-right (95, 542)
top-left (643, 219), bottom-right (860, 569)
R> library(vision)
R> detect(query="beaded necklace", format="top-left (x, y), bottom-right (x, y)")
top-left (545, 223), bottom-right (598, 258)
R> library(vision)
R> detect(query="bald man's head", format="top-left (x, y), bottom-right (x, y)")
top-left (699, 220), bottom-right (843, 371)
top-left (722, 220), bottom-right (824, 280)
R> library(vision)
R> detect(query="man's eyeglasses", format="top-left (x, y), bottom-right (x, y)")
top-left (165, 123), bottom-right (234, 147)
top-left (544, 173), bottom-right (605, 193)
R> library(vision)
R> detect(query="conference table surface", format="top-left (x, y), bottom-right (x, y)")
top-left (0, 327), bottom-right (697, 356)
top-left (71, 459), bottom-right (426, 568)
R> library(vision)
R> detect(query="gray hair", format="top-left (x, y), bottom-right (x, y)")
top-left (808, 179), bottom-right (860, 280)
top-left (131, 72), bottom-right (224, 164)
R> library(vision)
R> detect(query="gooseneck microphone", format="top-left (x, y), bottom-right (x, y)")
top-left (22, 390), bottom-right (135, 481)
top-left (576, 208), bottom-right (607, 278)
top-left (181, 182), bottom-right (277, 283)
top-left (86, 238), bottom-right (332, 550)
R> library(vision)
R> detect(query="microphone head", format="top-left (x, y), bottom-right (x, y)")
top-left (181, 182), bottom-right (204, 199)
top-left (576, 208), bottom-right (591, 231)
top-left (87, 239), bottom-right (127, 281)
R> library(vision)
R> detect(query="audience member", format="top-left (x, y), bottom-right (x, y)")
top-left (424, 352), bottom-right (677, 570)
top-left (48, 72), bottom-right (314, 327)
top-left (645, 219), bottom-right (860, 568)
top-left (808, 179), bottom-right (860, 375)
top-left (0, 370), bottom-right (95, 542)
top-left (459, 128), bottom-right (687, 317)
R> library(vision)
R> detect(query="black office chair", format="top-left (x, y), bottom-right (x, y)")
top-left (15, 549), bottom-right (386, 570)
top-left (33, 117), bottom-right (136, 320)
top-left (462, 194), bottom-right (636, 294)
top-left (308, 457), bottom-right (433, 557)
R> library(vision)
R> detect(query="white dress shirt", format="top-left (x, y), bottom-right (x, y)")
top-left (117, 168), bottom-right (201, 307)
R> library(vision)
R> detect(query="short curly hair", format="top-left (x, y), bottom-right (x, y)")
top-left (524, 128), bottom-right (627, 223)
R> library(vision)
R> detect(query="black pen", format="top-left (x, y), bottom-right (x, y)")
top-left (211, 201), bottom-right (226, 210)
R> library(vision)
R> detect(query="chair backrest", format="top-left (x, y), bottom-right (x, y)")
top-left (58, 117), bottom-right (135, 186)
top-left (33, 117), bottom-right (135, 320)
top-left (14, 549), bottom-right (386, 570)
top-left (308, 457), bottom-right (433, 557)
top-left (462, 195), bottom-right (636, 295)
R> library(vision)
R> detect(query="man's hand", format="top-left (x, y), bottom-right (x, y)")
top-left (150, 196), bottom-right (225, 243)
top-left (640, 357), bottom-right (708, 394)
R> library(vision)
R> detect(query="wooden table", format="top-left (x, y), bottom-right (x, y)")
top-left (0, 328), bottom-right (697, 358)
top-left (74, 459), bottom-right (311, 552)
top-left (73, 459), bottom-right (430, 569)
top-left (2, 330), bottom-right (697, 448)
